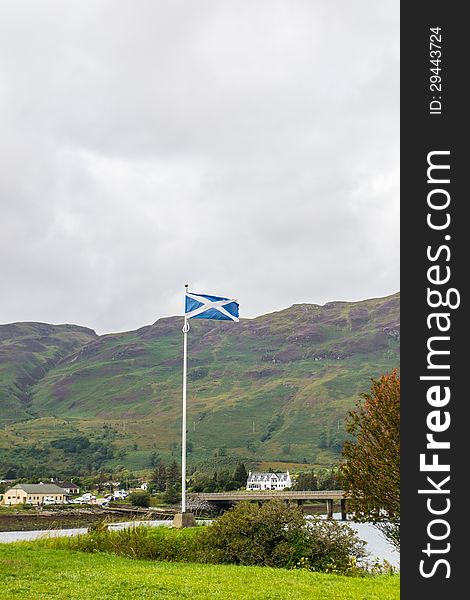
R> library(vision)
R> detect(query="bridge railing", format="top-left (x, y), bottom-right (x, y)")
top-left (188, 490), bottom-right (346, 500)
top-left (187, 490), bottom-right (348, 519)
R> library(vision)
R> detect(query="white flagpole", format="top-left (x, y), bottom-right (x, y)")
top-left (181, 283), bottom-right (189, 513)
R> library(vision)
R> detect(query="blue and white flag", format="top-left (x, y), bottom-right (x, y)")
top-left (185, 292), bottom-right (239, 321)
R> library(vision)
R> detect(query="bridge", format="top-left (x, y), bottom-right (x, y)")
top-left (188, 490), bottom-right (348, 520)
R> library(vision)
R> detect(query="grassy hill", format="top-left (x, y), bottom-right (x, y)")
top-left (0, 323), bottom-right (97, 421)
top-left (0, 293), bottom-right (399, 476)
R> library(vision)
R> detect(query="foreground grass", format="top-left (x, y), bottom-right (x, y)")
top-left (0, 543), bottom-right (399, 600)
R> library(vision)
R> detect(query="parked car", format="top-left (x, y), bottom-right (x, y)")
top-left (73, 493), bottom-right (97, 504)
top-left (113, 490), bottom-right (128, 500)
top-left (42, 496), bottom-right (58, 505)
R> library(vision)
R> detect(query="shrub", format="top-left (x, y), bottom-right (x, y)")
top-left (303, 517), bottom-right (367, 572)
top-left (45, 524), bottom-right (203, 563)
top-left (127, 491), bottom-right (151, 507)
top-left (42, 501), bottom-right (368, 575)
top-left (199, 500), bottom-right (367, 572)
top-left (199, 500), bottom-right (306, 567)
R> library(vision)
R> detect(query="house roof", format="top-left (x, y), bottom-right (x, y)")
top-left (247, 472), bottom-right (290, 482)
top-left (58, 481), bottom-right (79, 489)
top-left (7, 484), bottom-right (66, 495)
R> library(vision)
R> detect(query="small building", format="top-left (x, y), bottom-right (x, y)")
top-left (2, 484), bottom-right (67, 506)
top-left (56, 481), bottom-right (80, 495)
top-left (246, 471), bottom-right (292, 491)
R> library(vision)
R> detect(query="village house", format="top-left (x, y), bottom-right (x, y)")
top-left (53, 480), bottom-right (80, 495)
top-left (246, 471), bottom-right (292, 491)
top-left (1, 483), bottom-right (67, 506)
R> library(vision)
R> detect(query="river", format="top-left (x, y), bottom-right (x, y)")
top-left (0, 515), bottom-right (399, 568)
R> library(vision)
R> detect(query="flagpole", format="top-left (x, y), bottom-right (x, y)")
top-left (181, 283), bottom-right (189, 513)
top-left (174, 286), bottom-right (238, 528)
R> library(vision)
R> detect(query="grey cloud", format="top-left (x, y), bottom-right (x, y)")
top-left (0, 1), bottom-right (399, 333)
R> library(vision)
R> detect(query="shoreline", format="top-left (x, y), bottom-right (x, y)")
top-left (0, 506), bottom-right (174, 532)
top-left (0, 500), bottom-right (341, 533)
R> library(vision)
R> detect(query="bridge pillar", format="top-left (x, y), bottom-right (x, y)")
top-left (297, 499), bottom-right (304, 507)
top-left (326, 499), bottom-right (333, 519)
top-left (340, 499), bottom-right (347, 521)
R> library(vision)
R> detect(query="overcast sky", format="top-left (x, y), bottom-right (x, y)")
top-left (0, 1), bottom-right (399, 334)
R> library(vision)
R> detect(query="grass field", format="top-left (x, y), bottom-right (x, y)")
top-left (0, 543), bottom-right (399, 599)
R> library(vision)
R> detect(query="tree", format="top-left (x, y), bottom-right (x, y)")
top-left (151, 461), bottom-right (167, 492)
top-left (292, 470), bottom-right (317, 491)
top-left (216, 470), bottom-right (232, 491)
top-left (232, 462), bottom-right (248, 488)
top-left (166, 460), bottom-right (180, 487)
top-left (317, 468), bottom-right (342, 490)
top-left (318, 429), bottom-right (329, 449)
top-left (162, 483), bottom-right (181, 505)
top-left (3, 466), bottom-right (18, 480)
top-left (341, 370), bottom-right (400, 549)
top-left (189, 472), bottom-right (212, 493)
top-left (128, 491), bottom-right (151, 507)
top-left (96, 471), bottom-right (107, 493)
top-left (149, 451), bottom-right (159, 467)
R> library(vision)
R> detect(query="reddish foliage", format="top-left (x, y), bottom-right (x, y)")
top-left (341, 370), bottom-right (400, 548)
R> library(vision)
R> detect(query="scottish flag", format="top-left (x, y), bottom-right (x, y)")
top-left (185, 292), bottom-right (239, 321)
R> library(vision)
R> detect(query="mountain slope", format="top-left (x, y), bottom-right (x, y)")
top-left (0, 293), bottom-right (399, 471)
top-left (0, 322), bottom-right (97, 421)
top-left (0, 294), bottom-right (399, 474)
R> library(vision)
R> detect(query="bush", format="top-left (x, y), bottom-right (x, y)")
top-left (199, 500), bottom-right (367, 572)
top-left (42, 501), bottom-right (368, 575)
top-left (127, 491), bottom-right (151, 508)
top-left (200, 500), bottom-right (306, 568)
top-left (46, 524), bottom-right (203, 563)
top-left (303, 517), bottom-right (367, 572)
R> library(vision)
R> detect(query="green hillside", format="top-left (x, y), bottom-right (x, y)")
top-left (0, 322), bottom-right (97, 421)
top-left (0, 293), bottom-right (399, 476)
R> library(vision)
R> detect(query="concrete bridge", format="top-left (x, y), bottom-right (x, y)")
top-left (188, 490), bottom-right (348, 520)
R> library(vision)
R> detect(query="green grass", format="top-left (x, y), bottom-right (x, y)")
top-left (0, 543), bottom-right (399, 599)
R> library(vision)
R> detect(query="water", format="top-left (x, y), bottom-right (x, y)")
top-left (347, 520), bottom-right (399, 567)
top-left (0, 519), bottom-right (172, 543)
top-left (317, 512), bottom-right (399, 567)
top-left (0, 516), bottom-right (399, 568)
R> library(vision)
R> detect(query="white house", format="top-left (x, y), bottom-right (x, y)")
top-left (246, 471), bottom-right (292, 491)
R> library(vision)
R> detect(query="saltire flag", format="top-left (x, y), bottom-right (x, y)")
top-left (185, 292), bottom-right (239, 321)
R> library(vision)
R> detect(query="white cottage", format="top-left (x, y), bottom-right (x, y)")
top-left (246, 471), bottom-right (292, 491)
